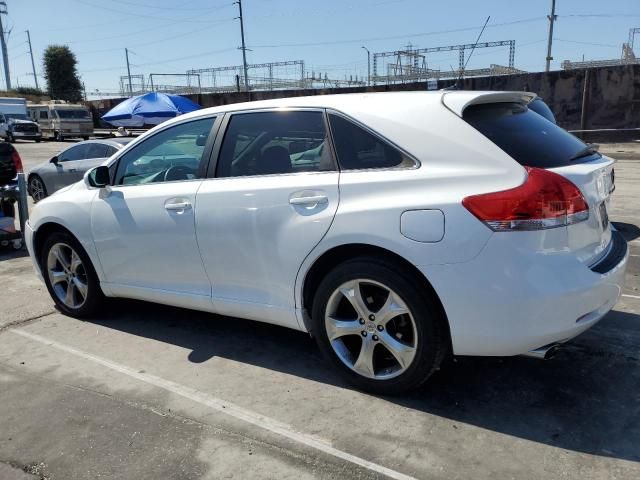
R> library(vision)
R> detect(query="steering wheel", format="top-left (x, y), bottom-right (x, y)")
top-left (163, 165), bottom-right (194, 182)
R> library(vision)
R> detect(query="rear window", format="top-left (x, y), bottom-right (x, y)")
top-left (463, 102), bottom-right (598, 168)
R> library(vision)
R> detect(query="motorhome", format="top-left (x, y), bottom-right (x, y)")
top-left (28, 102), bottom-right (93, 141)
top-left (0, 97), bottom-right (41, 142)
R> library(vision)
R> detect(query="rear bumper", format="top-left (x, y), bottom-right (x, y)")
top-left (421, 229), bottom-right (629, 356)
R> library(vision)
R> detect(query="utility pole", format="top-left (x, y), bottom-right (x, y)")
top-left (545, 0), bottom-right (557, 72)
top-left (0, 1), bottom-right (11, 90)
top-left (361, 46), bottom-right (370, 86)
top-left (125, 48), bottom-right (133, 95)
top-left (26, 30), bottom-right (38, 90)
top-left (234, 0), bottom-right (249, 91)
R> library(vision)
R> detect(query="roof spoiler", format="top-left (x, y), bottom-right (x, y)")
top-left (442, 91), bottom-right (537, 117)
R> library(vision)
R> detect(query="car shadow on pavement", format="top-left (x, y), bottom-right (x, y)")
top-left (84, 299), bottom-right (640, 464)
top-left (614, 221), bottom-right (640, 242)
top-left (0, 246), bottom-right (28, 262)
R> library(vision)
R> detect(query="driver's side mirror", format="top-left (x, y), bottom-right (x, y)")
top-left (86, 165), bottom-right (110, 188)
top-left (50, 156), bottom-right (59, 164)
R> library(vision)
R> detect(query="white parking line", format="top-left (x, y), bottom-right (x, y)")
top-left (622, 294), bottom-right (640, 300)
top-left (11, 328), bottom-right (417, 480)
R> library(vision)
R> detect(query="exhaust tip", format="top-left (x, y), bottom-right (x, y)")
top-left (522, 343), bottom-right (561, 360)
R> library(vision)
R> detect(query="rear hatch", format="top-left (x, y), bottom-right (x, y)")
top-left (461, 100), bottom-right (614, 267)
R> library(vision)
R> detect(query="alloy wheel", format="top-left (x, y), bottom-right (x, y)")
top-left (47, 243), bottom-right (88, 309)
top-left (30, 177), bottom-right (46, 202)
top-left (324, 279), bottom-right (418, 380)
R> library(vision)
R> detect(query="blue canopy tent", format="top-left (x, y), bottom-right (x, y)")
top-left (101, 92), bottom-right (201, 127)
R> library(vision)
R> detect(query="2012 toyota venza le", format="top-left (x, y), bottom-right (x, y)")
top-left (25, 91), bottom-right (629, 393)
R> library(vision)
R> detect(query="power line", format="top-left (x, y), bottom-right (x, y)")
top-left (71, 0), bottom-right (234, 24)
top-left (110, 0), bottom-right (232, 11)
top-left (73, 19), bottom-right (232, 53)
top-left (248, 17), bottom-right (546, 49)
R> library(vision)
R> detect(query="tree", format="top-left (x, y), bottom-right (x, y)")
top-left (42, 45), bottom-right (83, 102)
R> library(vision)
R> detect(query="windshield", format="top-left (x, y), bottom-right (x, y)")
top-left (55, 109), bottom-right (90, 119)
top-left (5, 113), bottom-right (28, 121)
top-left (463, 102), bottom-right (599, 168)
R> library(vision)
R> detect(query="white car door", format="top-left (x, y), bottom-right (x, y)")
top-left (91, 116), bottom-right (219, 310)
top-left (195, 109), bottom-right (340, 329)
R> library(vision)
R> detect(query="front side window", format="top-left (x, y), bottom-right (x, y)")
top-left (114, 117), bottom-right (215, 186)
top-left (216, 110), bottom-right (333, 178)
top-left (39, 110), bottom-right (48, 119)
top-left (328, 114), bottom-right (415, 170)
top-left (59, 144), bottom-right (89, 162)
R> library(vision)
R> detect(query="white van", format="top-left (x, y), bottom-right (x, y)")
top-left (0, 97), bottom-right (41, 142)
top-left (28, 102), bottom-right (94, 141)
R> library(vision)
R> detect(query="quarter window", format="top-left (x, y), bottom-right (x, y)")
top-left (216, 110), bottom-right (333, 178)
top-left (328, 114), bottom-right (414, 170)
top-left (114, 117), bottom-right (215, 186)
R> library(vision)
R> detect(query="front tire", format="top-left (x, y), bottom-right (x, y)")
top-left (55, 131), bottom-right (63, 142)
top-left (311, 257), bottom-right (448, 394)
top-left (40, 231), bottom-right (104, 318)
top-left (29, 175), bottom-right (48, 203)
top-left (7, 133), bottom-right (14, 143)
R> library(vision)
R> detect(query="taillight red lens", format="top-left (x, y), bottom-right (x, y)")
top-left (462, 167), bottom-right (589, 231)
top-left (11, 150), bottom-right (23, 173)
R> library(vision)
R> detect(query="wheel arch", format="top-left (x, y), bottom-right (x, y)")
top-left (33, 222), bottom-right (76, 269)
top-left (300, 243), bottom-right (451, 345)
top-left (32, 221), bottom-right (106, 287)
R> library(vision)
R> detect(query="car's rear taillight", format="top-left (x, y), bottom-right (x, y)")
top-left (11, 149), bottom-right (23, 173)
top-left (462, 167), bottom-right (589, 231)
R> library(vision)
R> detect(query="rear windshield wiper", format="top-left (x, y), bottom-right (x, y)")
top-left (569, 143), bottom-right (600, 161)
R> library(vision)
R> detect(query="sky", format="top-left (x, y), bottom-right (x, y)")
top-left (3, 0), bottom-right (640, 98)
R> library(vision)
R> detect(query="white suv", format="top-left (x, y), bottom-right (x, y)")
top-left (25, 91), bottom-right (628, 393)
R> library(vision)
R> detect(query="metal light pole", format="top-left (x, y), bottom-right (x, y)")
top-left (0, 2), bottom-right (11, 90)
top-left (234, 0), bottom-right (249, 92)
top-left (545, 0), bottom-right (557, 72)
top-left (361, 46), bottom-right (370, 86)
top-left (125, 48), bottom-right (133, 95)
top-left (26, 30), bottom-right (39, 90)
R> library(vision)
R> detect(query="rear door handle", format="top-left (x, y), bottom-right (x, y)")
top-left (289, 195), bottom-right (328, 206)
top-left (165, 201), bottom-right (192, 211)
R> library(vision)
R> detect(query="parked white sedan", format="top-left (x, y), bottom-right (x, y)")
top-left (24, 92), bottom-right (628, 393)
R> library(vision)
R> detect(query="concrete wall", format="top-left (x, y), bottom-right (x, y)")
top-left (89, 64), bottom-right (640, 131)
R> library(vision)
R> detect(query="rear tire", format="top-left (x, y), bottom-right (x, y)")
top-left (7, 133), bottom-right (14, 143)
top-left (40, 231), bottom-right (104, 318)
top-left (311, 257), bottom-right (448, 394)
top-left (55, 131), bottom-right (63, 142)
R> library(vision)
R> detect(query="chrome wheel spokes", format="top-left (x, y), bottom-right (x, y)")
top-left (30, 178), bottom-right (45, 201)
top-left (47, 243), bottom-right (88, 309)
top-left (325, 279), bottom-right (418, 380)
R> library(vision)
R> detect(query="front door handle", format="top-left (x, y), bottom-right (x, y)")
top-left (165, 201), bottom-right (192, 211)
top-left (289, 195), bottom-right (328, 206)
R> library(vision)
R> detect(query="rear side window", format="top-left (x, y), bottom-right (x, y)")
top-left (85, 143), bottom-right (109, 159)
top-left (216, 111), bottom-right (333, 178)
top-left (463, 102), bottom-right (597, 168)
top-left (328, 114), bottom-right (415, 170)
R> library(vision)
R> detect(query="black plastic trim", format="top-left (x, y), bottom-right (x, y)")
top-left (590, 230), bottom-right (628, 274)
